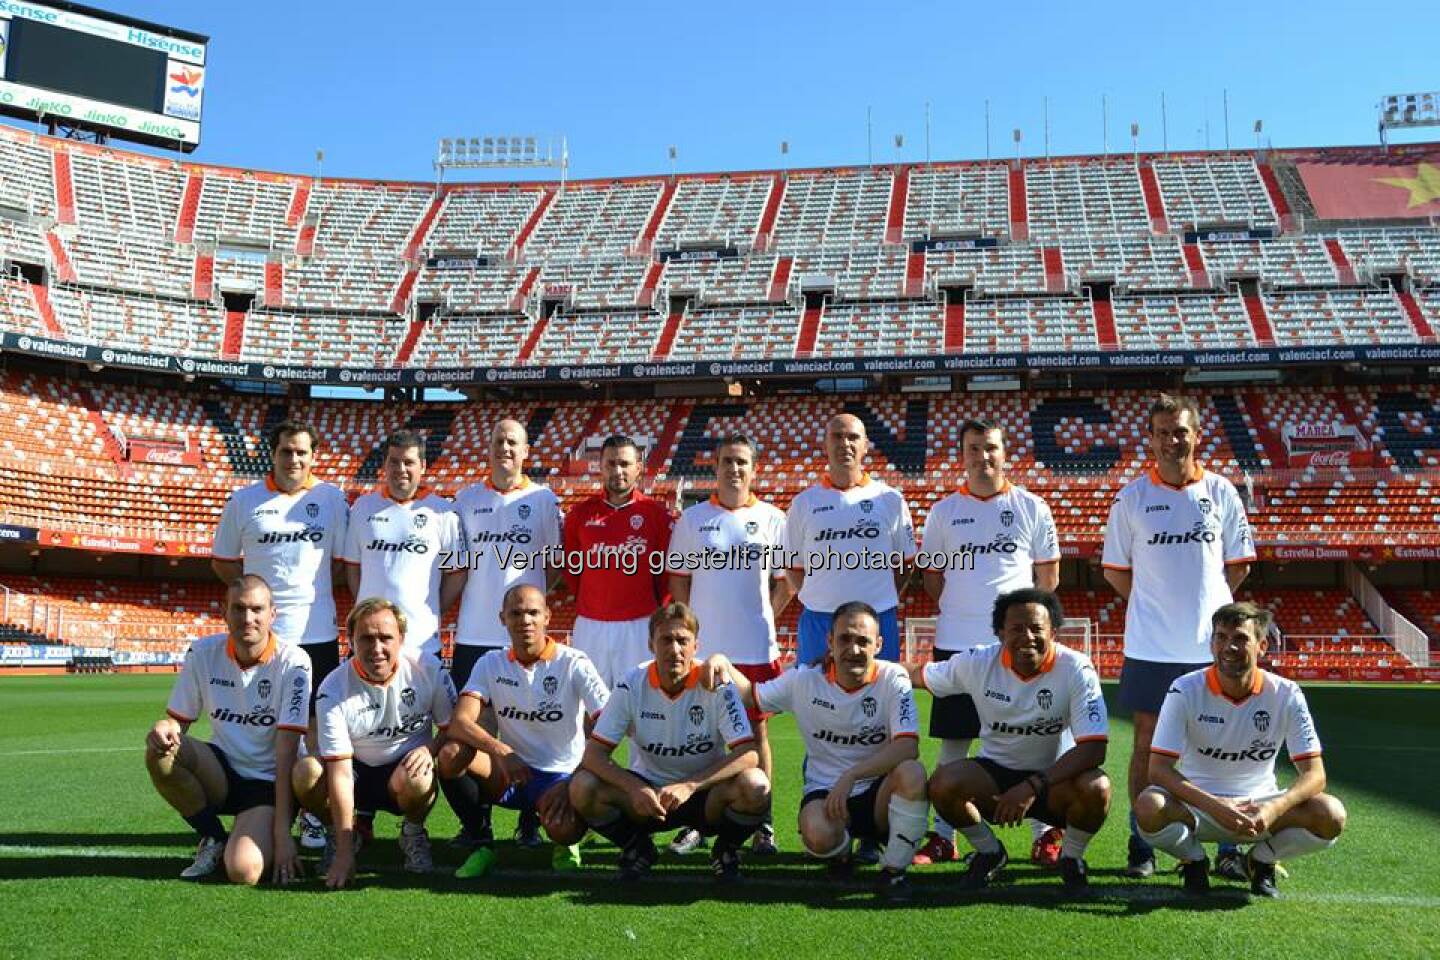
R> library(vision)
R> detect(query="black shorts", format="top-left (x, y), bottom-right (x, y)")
top-left (301, 640), bottom-right (341, 712)
top-left (974, 758), bottom-right (1064, 828)
top-left (803, 778), bottom-right (885, 841)
top-left (449, 644), bottom-right (500, 693)
top-left (353, 758), bottom-right (405, 816)
top-left (632, 775), bottom-right (715, 833)
top-left (210, 745), bottom-right (277, 816)
top-left (928, 648), bottom-right (981, 740)
top-left (1119, 658), bottom-right (1209, 715)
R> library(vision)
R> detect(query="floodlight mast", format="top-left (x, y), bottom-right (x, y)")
top-left (433, 135), bottom-right (569, 188)
top-left (1378, 92), bottom-right (1440, 149)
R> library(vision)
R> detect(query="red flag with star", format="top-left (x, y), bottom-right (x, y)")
top-left (1297, 158), bottom-right (1440, 219)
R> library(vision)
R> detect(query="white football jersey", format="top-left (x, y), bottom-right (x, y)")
top-left (211, 476), bottom-right (350, 645)
top-left (667, 495), bottom-right (786, 664)
top-left (166, 632), bottom-right (311, 781)
top-left (784, 475), bottom-right (916, 614)
top-left (1102, 467), bottom-right (1256, 663)
top-left (592, 662), bottom-right (754, 786)
top-left (341, 486), bottom-right (461, 657)
top-left (756, 660), bottom-right (919, 797)
top-left (315, 652), bottom-right (456, 766)
top-left (1152, 667), bottom-right (1322, 798)
top-left (919, 482), bottom-right (1061, 650)
top-left (460, 641), bottom-right (609, 773)
top-left (453, 478), bottom-right (563, 648)
top-left (921, 642), bottom-right (1108, 771)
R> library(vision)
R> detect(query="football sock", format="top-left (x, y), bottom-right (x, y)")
top-left (880, 796), bottom-right (930, 871)
top-left (1059, 826), bottom-right (1095, 860)
top-left (959, 822), bottom-right (1002, 855)
top-left (933, 739), bottom-right (969, 842)
top-left (1139, 821), bottom-right (1204, 862)
top-left (438, 773), bottom-right (490, 839)
top-left (1030, 819), bottom-right (1050, 842)
top-left (1252, 828), bottom-right (1335, 863)
top-left (805, 829), bottom-right (851, 860)
top-left (588, 808), bottom-right (643, 851)
top-left (183, 808), bottom-right (226, 843)
top-left (716, 808), bottom-right (763, 851)
top-left (1130, 810), bottom-right (1154, 855)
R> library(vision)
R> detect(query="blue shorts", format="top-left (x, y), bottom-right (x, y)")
top-left (1119, 658), bottom-right (1210, 715)
top-left (797, 606), bottom-right (900, 666)
top-left (496, 767), bottom-right (571, 812)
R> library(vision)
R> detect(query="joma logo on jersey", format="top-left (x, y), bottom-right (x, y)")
top-left (498, 705), bottom-right (563, 723)
top-left (1198, 744), bottom-right (1277, 762)
top-left (212, 708), bottom-right (275, 727)
top-left (1144, 505), bottom-right (1171, 514)
top-left (815, 524), bottom-right (880, 542)
top-left (991, 719), bottom-right (1063, 736)
top-left (984, 689), bottom-right (1012, 703)
top-left (209, 677), bottom-right (236, 687)
top-left (1198, 714), bottom-right (1226, 724)
top-left (640, 710), bottom-right (667, 721)
top-left (366, 538), bottom-right (430, 554)
top-left (643, 740), bottom-right (714, 757)
top-left (494, 676), bottom-right (520, 687)
top-left (258, 528), bottom-right (324, 544)
top-left (1145, 529), bottom-right (1216, 545)
top-left (810, 697), bottom-right (836, 710)
top-left (812, 728), bottom-right (887, 746)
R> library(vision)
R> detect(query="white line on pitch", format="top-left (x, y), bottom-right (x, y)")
top-left (0, 747), bottom-right (135, 757)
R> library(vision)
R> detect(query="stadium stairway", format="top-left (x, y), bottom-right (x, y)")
top-left (1092, 295), bottom-right (1119, 350)
top-left (175, 173), bottom-right (202, 244)
top-left (885, 165), bottom-right (909, 244)
top-left (221, 310), bottom-right (246, 360)
top-left (652, 303), bottom-right (684, 360)
top-left (636, 181), bottom-right (677, 256)
top-left (753, 174), bottom-right (785, 252)
top-left (1182, 242), bottom-right (1210, 288)
top-left (1138, 163), bottom-right (1169, 233)
top-left (1243, 293), bottom-right (1276, 346)
top-left (509, 188), bottom-right (555, 259)
top-left (942, 298), bottom-right (965, 353)
top-left (1008, 165), bottom-right (1028, 241)
top-left (1397, 291), bottom-right (1437, 341)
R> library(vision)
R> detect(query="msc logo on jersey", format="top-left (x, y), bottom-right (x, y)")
top-left (861, 696), bottom-right (878, 718)
top-left (257, 679), bottom-right (272, 701)
top-left (542, 675), bottom-right (559, 696)
top-left (401, 687), bottom-right (416, 707)
top-left (897, 695), bottom-right (915, 727)
top-left (1000, 509), bottom-right (1015, 527)
top-left (1253, 710), bottom-right (1271, 733)
top-left (1036, 688), bottom-right (1053, 711)
top-left (688, 704), bottom-right (705, 727)
top-left (518, 504), bottom-right (532, 519)
top-left (306, 502), bottom-right (320, 518)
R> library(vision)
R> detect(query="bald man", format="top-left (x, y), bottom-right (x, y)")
top-left (784, 414), bottom-right (916, 666)
top-left (452, 419), bottom-right (564, 847)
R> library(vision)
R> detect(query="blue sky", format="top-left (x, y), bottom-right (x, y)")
top-left (47, 1), bottom-right (1440, 181)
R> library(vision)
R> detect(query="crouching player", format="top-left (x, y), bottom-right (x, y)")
top-left (911, 588), bottom-right (1110, 894)
top-left (1136, 601), bottom-right (1346, 897)
top-left (292, 598), bottom-right (455, 888)
top-left (570, 603), bottom-right (770, 882)
top-left (145, 575), bottom-right (311, 885)
top-left (438, 584), bottom-right (608, 878)
top-left (705, 601), bottom-right (928, 902)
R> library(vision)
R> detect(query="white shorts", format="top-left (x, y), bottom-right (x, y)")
top-left (1184, 790), bottom-right (1286, 844)
top-left (570, 615), bottom-right (651, 689)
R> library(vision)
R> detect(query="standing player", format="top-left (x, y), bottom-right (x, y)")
top-left (342, 429), bottom-right (465, 660)
top-left (1103, 395), bottom-right (1255, 878)
top-left (666, 433), bottom-right (793, 856)
top-left (452, 418), bottom-right (563, 847)
top-left (785, 414), bottom-right (915, 666)
top-left (144, 576), bottom-right (311, 885)
top-left (910, 589), bottom-right (1111, 893)
top-left (562, 434), bottom-right (674, 687)
top-left (911, 418), bottom-right (1062, 868)
top-left (703, 601), bottom-right (929, 903)
top-left (570, 602), bottom-right (771, 882)
top-left (293, 598), bottom-right (454, 886)
top-left (437, 584), bottom-right (608, 878)
top-left (211, 419), bottom-right (349, 850)
top-left (1137, 602), bottom-right (1346, 897)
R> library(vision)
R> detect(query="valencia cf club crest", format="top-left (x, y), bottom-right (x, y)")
top-left (257, 679), bottom-right (272, 701)
top-left (689, 704), bottom-right (705, 726)
top-left (1197, 497), bottom-right (1213, 517)
top-left (1000, 509), bottom-right (1015, 528)
top-left (745, 521), bottom-right (758, 534)
top-left (1253, 710), bottom-right (1271, 733)
top-left (860, 500), bottom-right (874, 514)
top-left (415, 513), bottom-right (429, 528)
top-left (543, 675), bottom-right (559, 696)
top-left (1037, 688), bottom-right (1053, 710)
top-left (518, 504), bottom-right (532, 519)
top-left (306, 502), bottom-right (320, 518)
top-left (861, 696), bottom-right (878, 718)
top-left (401, 687), bottom-right (416, 707)
top-left (630, 514), bottom-right (644, 530)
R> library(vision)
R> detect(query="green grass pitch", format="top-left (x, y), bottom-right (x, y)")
top-left (1, 676), bottom-right (1438, 960)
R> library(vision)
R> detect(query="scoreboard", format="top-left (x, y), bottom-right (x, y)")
top-left (0, 1), bottom-right (207, 151)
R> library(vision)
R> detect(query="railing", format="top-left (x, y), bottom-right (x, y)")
top-left (1346, 563), bottom-right (1432, 668)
